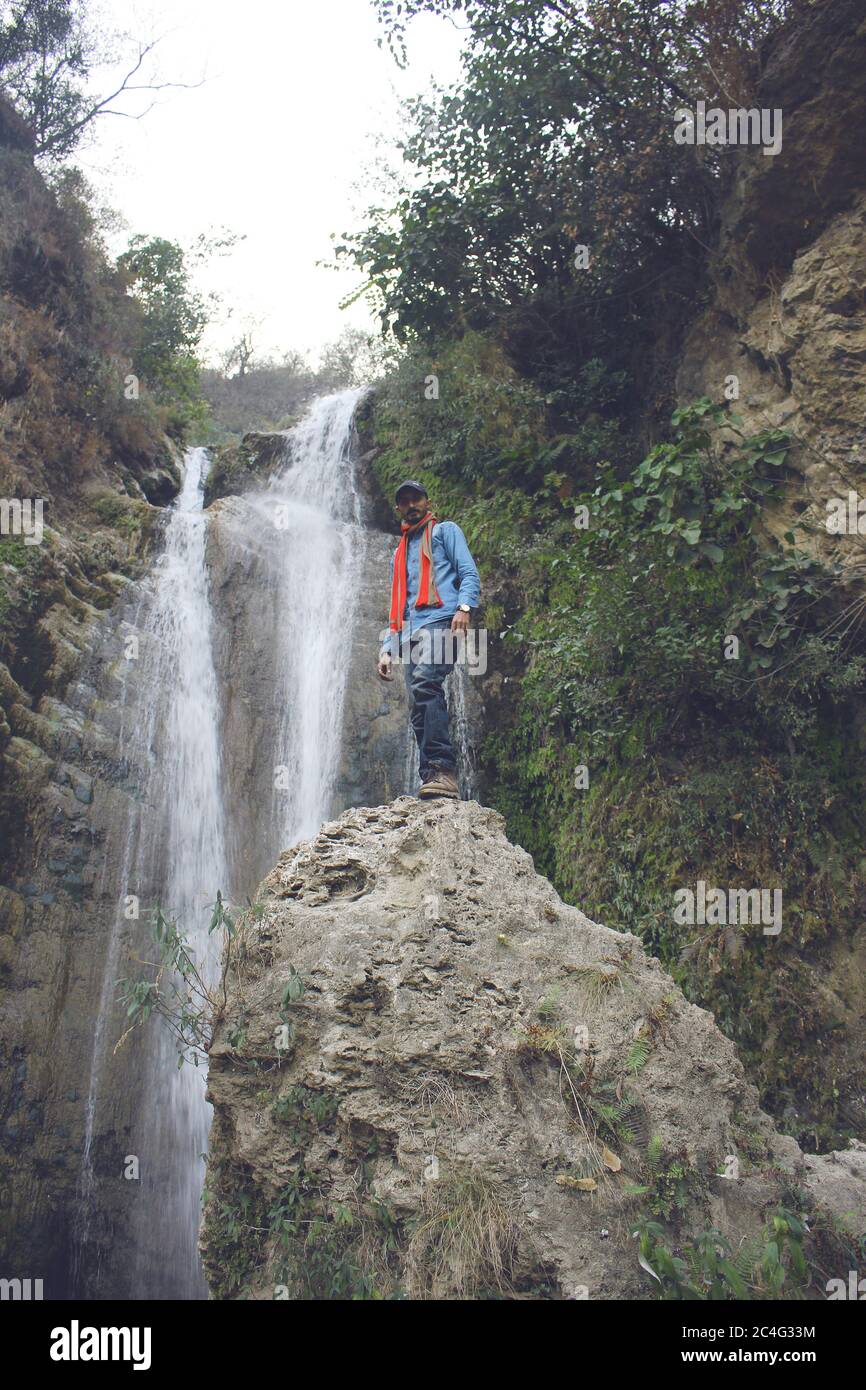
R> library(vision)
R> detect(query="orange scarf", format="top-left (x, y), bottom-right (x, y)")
top-left (389, 512), bottom-right (442, 632)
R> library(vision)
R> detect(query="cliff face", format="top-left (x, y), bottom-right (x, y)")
top-left (671, 0), bottom-right (866, 1136)
top-left (354, 0), bottom-right (866, 1156)
top-left (677, 0), bottom-right (866, 559)
top-left (201, 797), bottom-right (865, 1300)
top-left (0, 94), bottom-right (186, 1290)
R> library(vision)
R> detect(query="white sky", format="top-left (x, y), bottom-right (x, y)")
top-left (76, 0), bottom-right (465, 367)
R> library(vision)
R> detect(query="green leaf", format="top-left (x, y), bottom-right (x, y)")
top-left (719, 1259), bottom-right (749, 1298)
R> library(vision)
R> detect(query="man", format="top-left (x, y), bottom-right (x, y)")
top-left (377, 480), bottom-right (481, 799)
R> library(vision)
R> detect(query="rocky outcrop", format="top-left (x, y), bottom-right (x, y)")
top-left (203, 433), bottom-right (290, 506)
top-left (202, 798), bottom-right (865, 1300)
top-left (677, 0), bottom-right (866, 564)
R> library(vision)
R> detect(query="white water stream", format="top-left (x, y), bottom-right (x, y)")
top-left (261, 388), bottom-right (367, 847)
top-left (125, 444), bottom-right (228, 1298)
top-left (74, 391), bottom-right (370, 1298)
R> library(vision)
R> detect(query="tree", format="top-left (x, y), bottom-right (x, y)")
top-left (342, 0), bottom-right (794, 360)
top-left (117, 235), bottom-right (207, 404)
top-left (0, 0), bottom-right (202, 161)
top-left (221, 318), bottom-right (263, 380)
top-left (316, 326), bottom-right (391, 390)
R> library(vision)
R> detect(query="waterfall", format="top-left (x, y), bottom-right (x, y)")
top-left (263, 389), bottom-right (368, 847)
top-left (72, 392), bottom-right (373, 1298)
top-left (447, 665), bottom-right (479, 800)
top-left (73, 446), bottom-right (228, 1299)
top-left (124, 444), bottom-right (229, 1299)
top-left (403, 667), bottom-right (478, 800)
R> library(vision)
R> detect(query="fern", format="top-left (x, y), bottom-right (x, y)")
top-left (619, 1102), bottom-right (651, 1149)
top-left (626, 1037), bottom-right (651, 1075)
top-left (646, 1135), bottom-right (664, 1173)
top-left (586, 1087), bottom-right (642, 1147)
top-left (731, 1234), bottom-right (763, 1284)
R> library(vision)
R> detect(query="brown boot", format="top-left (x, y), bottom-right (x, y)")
top-left (418, 765), bottom-right (459, 799)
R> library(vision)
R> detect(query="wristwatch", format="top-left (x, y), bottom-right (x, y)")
top-left (458, 603), bottom-right (471, 613)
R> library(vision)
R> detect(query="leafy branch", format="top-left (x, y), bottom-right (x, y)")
top-left (116, 891), bottom-right (247, 1069)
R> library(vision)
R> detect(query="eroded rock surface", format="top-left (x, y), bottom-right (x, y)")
top-left (677, 0), bottom-right (866, 564)
top-left (202, 798), bottom-right (865, 1300)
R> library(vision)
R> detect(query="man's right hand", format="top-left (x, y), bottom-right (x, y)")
top-left (377, 654), bottom-right (393, 682)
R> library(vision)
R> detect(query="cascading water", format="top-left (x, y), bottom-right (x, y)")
top-left (447, 666), bottom-right (479, 800)
top-left (208, 388), bottom-right (371, 868)
top-left (263, 389), bottom-right (368, 847)
top-left (124, 444), bottom-right (229, 1299)
top-left (402, 666), bottom-right (478, 800)
top-left (74, 391), bottom-right (378, 1298)
top-left (73, 445), bottom-right (228, 1299)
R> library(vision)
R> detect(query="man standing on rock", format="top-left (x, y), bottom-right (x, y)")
top-left (377, 480), bottom-right (480, 799)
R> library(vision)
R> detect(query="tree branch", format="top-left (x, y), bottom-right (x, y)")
top-left (35, 37), bottom-right (206, 154)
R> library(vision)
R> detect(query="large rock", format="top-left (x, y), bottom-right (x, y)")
top-left (201, 798), bottom-right (865, 1300)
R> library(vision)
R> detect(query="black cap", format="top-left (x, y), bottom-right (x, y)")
top-left (395, 479), bottom-right (428, 502)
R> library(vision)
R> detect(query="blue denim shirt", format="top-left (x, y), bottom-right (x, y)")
top-left (381, 520), bottom-right (481, 658)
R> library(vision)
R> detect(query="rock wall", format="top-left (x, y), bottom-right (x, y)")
top-left (202, 797), bottom-right (866, 1300)
top-left (677, 0), bottom-right (866, 564)
top-left (0, 92), bottom-right (185, 1294)
top-left (0, 576), bottom-right (180, 1296)
top-left (673, 0), bottom-right (866, 1141)
top-left (0, 413), bottom-right (427, 1295)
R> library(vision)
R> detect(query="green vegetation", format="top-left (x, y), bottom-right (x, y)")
top-left (633, 1206), bottom-right (810, 1300)
top-left (361, 329), bottom-right (866, 1150)
top-left (272, 1085), bottom-right (339, 1144)
top-left (91, 495), bottom-right (148, 538)
top-left (117, 235), bottom-right (210, 435)
top-left (344, 0), bottom-right (794, 382)
top-left (203, 1160), bottom-right (406, 1301)
top-left (0, 534), bottom-right (45, 650)
top-left (630, 1136), bottom-right (695, 1222)
top-left (117, 893), bottom-right (270, 1066)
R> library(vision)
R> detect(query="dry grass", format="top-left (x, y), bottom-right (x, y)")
top-left (405, 1166), bottom-right (520, 1299)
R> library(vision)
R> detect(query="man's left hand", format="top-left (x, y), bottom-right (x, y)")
top-left (451, 609), bottom-right (470, 634)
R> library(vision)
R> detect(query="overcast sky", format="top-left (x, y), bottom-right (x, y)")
top-left (77, 0), bottom-right (464, 367)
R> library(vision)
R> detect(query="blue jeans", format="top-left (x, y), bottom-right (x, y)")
top-left (401, 619), bottom-right (456, 777)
